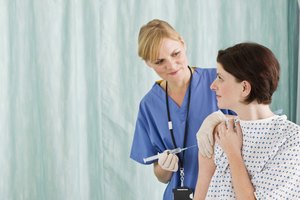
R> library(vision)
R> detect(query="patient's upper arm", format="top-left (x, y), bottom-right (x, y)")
top-left (194, 151), bottom-right (216, 199)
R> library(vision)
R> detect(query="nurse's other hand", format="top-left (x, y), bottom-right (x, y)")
top-left (158, 150), bottom-right (179, 172)
top-left (196, 110), bottom-right (226, 158)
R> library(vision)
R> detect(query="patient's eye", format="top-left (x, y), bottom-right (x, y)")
top-left (217, 74), bottom-right (223, 80)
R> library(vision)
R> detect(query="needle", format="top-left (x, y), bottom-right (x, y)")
top-left (143, 144), bottom-right (197, 163)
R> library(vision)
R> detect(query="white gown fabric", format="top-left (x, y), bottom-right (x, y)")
top-left (206, 115), bottom-right (300, 200)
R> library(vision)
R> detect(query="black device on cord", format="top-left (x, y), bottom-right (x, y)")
top-left (166, 66), bottom-right (193, 200)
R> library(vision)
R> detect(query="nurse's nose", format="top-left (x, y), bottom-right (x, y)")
top-left (165, 58), bottom-right (176, 70)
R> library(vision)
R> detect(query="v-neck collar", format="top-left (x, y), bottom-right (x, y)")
top-left (154, 68), bottom-right (197, 113)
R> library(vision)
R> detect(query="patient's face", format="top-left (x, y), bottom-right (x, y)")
top-left (210, 63), bottom-right (243, 110)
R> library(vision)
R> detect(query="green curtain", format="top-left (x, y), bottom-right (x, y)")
top-left (0, 0), bottom-right (298, 200)
top-left (297, 0), bottom-right (300, 125)
top-left (289, 0), bottom-right (299, 123)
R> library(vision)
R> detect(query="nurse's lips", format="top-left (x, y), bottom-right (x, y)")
top-left (168, 70), bottom-right (179, 76)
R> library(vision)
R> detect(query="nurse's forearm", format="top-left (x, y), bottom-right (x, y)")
top-left (227, 152), bottom-right (256, 200)
top-left (153, 162), bottom-right (173, 183)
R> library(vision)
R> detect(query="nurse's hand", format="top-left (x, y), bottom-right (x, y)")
top-left (158, 150), bottom-right (179, 172)
top-left (196, 110), bottom-right (226, 158)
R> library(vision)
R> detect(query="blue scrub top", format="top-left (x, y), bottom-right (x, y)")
top-left (130, 67), bottom-right (230, 200)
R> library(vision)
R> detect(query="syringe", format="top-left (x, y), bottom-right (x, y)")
top-left (143, 145), bottom-right (197, 163)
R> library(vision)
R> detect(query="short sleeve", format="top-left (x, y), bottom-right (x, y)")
top-left (214, 143), bottom-right (229, 172)
top-left (130, 102), bottom-right (158, 165)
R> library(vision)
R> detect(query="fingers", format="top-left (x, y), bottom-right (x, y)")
top-left (197, 125), bottom-right (215, 158)
top-left (158, 151), bottom-right (179, 172)
top-left (222, 119), bottom-right (239, 135)
top-left (226, 119), bottom-right (234, 131)
top-left (200, 143), bottom-right (210, 158)
top-left (215, 121), bottom-right (227, 144)
top-left (198, 134), bottom-right (213, 158)
top-left (215, 118), bottom-right (243, 153)
top-left (215, 133), bottom-right (220, 145)
top-left (158, 151), bottom-right (168, 166)
top-left (234, 119), bottom-right (242, 135)
top-left (208, 128), bottom-right (214, 146)
top-left (198, 140), bottom-right (206, 157)
top-left (170, 155), bottom-right (179, 172)
top-left (219, 121), bottom-right (227, 134)
top-left (203, 138), bottom-right (213, 158)
top-left (197, 111), bottom-right (224, 158)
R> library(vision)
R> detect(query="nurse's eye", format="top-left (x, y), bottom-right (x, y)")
top-left (154, 59), bottom-right (164, 65)
top-left (172, 51), bottom-right (181, 57)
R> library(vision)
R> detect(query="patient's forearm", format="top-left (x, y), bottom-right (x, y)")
top-left (228, 152), bottom-right (256, 200)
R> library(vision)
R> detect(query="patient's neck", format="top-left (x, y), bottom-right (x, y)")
top-left (235, 103), bottom-right (274, 121)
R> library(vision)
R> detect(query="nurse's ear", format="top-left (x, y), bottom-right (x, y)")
top-left (241, 80), bottom-right (251, 97)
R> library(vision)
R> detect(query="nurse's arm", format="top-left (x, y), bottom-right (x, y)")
top-left (193, 151), bottom-right (216, 200)
top-left (153, 162), bottom-right (173, 183)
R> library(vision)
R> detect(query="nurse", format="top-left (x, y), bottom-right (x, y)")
top-left (130, 19), bottom-right (230, 200)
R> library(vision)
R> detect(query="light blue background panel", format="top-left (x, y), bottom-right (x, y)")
top-left (0, 0), bottom-right (299, 200)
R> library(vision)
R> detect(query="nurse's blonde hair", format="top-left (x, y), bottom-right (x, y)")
top-left (138, 19), bottom-right (182, 62)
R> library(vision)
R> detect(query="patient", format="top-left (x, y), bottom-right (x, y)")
top-left (194, 42), bottom-right (300, 199)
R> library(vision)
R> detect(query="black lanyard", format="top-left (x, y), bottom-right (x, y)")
top-left (165, 66), bottom-right (192, 186)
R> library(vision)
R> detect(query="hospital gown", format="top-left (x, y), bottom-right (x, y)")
top-left (130, 67), bottom-right (230, 200)
top-left (206, 115), bottom-right (300, 200)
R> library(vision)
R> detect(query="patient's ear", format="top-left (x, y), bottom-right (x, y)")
top-left (241, 81), bottom-right (251, 97)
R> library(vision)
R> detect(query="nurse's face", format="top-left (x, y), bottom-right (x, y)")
top-left (210, 63), bottom-right (244, 110)
top-left (146, 38), bottom-right (189, 83)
